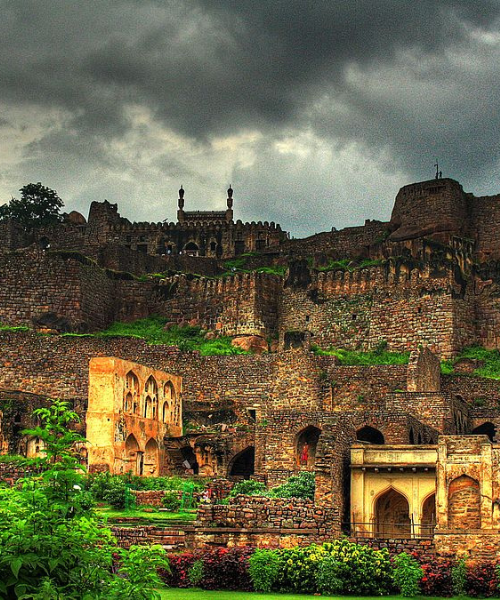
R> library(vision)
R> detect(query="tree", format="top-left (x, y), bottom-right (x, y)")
top-left (0, 400), bottom-right (169, 599)
top-left (0, 182), bottom-right (63, 228)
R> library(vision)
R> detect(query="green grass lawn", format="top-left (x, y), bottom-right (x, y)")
top-left (158, 591), bottom-right (450, 600)
top-left (96, 505), bottom-right (196, 523)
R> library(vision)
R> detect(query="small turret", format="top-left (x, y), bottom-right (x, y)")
top-left (177, 186), bottom-right (185, 223)
top-left (226, 185), bottom-right (234, 222)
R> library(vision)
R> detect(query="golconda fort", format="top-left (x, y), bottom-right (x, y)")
top-left (4, 176), bottom-right (500, 557)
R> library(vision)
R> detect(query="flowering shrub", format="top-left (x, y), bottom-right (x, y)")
top-left (161, 552), bottom-right (195, 588)
top-left (276, 545), bottom-right (322, 593)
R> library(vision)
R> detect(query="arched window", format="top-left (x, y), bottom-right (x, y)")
top-left (296, 426), bottom-right (321, 468)
top-left (125, 434), bottom-right (141, 475)
top-left (228, 447), bottom-right (255, 478)
top-left (356, 426), bottom-right (385, 445)
top-left (144, 376), bottom-right (157, 419)
top-left (472, 422), bottom-right (495, 442)
top-left (375, 489), bottom-right (410, 538)
top-left (124, 371), bottom-right (139, 414)
top-left (163, 382), bottom-right (176, 424)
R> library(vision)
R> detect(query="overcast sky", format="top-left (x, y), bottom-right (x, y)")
top-left (1, 1), bottom-right (500, 237)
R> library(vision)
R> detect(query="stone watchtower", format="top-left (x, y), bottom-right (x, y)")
top-left (389, 178), bottom-right (469, 243)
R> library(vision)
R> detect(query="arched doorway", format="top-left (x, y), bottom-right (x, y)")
top-left (228, 447), bottom-right (255, 478)
top-left (472, 422), bottom-right (495, 442)
top-left (421, 493), bottom-right (436, 536)
top-left (180, 446), bottom-right (199, 475)
top-left (449, 475), bottom-right (480, 529)
top-left (356, 426), bottom-right (385, 444)
top-left (296, 426), bottom-right (321, 468)
top-left (375, 489), bottom-right (411, 538)
top-left (184, 242), bottom-right (199, 256)
top-left (125, 434), bottom-right (141, 475)
top-left (144, 438), bottom-right (159, 476)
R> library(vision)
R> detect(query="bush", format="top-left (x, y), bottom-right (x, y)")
top-left (188, 559), bottom-right (204, 587)
top-left (198, 547), bottom-right (253, 591)
top-left (419, 558), bottom-right (453, 596)
top-left (468, 562), bottom-right (497, 597)
top-left (162, 490), bottom-right (181, 512)
top-left (318, 540), bottom-right (393, 596)
top-left (276, 545), bottom-right (322, 593)
top-left (269, 471), bottom-right (315, 500)
top-left (452, 557), bottom-right (467, 596)
top-left (229, 479), bottom-right (267, 497)
top-left (248, 548), bottom-right (280, 592)
top-left (315, 554), bottom-right (344, 595)
top-left (393, 551), bottom-right (424, 597)
top-left (161, 552), bottom-right (196, 588)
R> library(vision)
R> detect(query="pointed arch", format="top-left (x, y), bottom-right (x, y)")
top-left (421, 493), bottom-right (436, 536)
top-left (124, 370), bottom-right (139, 414)
top-left (356, 425), bottom-right (384, 445)
top-left (228, 446), bottom-right (255, 478)
top-left (125, 434), bottom-right (141, 475)
top-left (472, 422), bottom-right (495, 442)
top-left (295, 425), bottom-right (321, 468)
top-left (163, 381), bottom-right (176, 424)
top-left (374, 488), bottom-right (411, 538)
top-left (144, 438), bottom-right (159, 476)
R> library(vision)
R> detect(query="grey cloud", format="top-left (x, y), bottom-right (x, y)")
top-left (1, 0), bottom-right (500, 233)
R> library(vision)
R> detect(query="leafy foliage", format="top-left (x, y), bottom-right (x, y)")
top-left (451, 557), bottom-right (467, 596)
top-left (187, 559), bottom-right (204, 587)
top-left (162, 490), bottom-right (181, 511)
top-left (0, 182), bottom-right (63, 228)
top-left (316, 540), bottom-right (393, 596)
top-left (393, 551), bottom-right (424, 597)
top-left (0, 400), bottom-right (169, 599)
top-left (419, 557), bottom-right (453, 596)
top-left (228, 479), bottom-right (267, 497)
top-left (248, 548), bottom-right (280, 592)
top-left (312, 342), bottom-right (410, 365)
top-left (268, 471), bottom-right (315, 500)
top-left (441, 345), bottom-right (500, 380)
top-left (95, 317), bottom-right (247, 356)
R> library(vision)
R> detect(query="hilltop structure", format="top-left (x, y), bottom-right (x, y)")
top-left (3, 176), bottom-right (500, 556)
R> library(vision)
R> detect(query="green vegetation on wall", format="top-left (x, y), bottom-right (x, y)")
top-left (62, 317), bottom-right (248, 356)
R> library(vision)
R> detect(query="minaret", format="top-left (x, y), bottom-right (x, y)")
top-left (177, 186), bottom-right (185, 223)
top-left (226, 185), bottom-right (234, 223)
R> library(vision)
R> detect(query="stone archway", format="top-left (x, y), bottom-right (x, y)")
top-left (375, 488), bottom-right (411, 538)
top-left (421, 493), bottom-right (436, 536)
top-left (144, 438), bottom-right (159, 476)
top-left (228, 446), bottom-right (255, 478)
top-left (296, 426), bottom-right (321, 468)
top-left (125, 434), bottom-right (140, 475)
top-left (357, 425), bottom-right (384, 444)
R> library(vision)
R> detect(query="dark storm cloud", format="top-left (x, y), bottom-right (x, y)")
top-left (1, 0), bottom-right (500, 231)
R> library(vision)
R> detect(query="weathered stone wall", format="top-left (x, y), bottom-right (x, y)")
top-left (280, 260), bottom-right (475, 358)
top-left (0, 249), bottom-right (116, 331)
top-left (150, 272), bottom-right (281, 337)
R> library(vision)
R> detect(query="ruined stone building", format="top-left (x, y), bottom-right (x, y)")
top-left (4, 176), bottom-right (500, 556)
